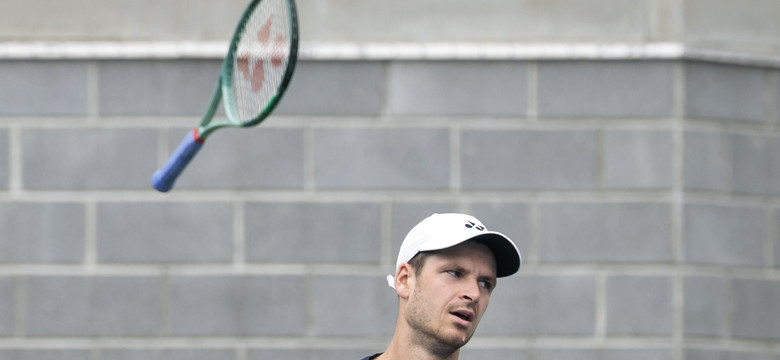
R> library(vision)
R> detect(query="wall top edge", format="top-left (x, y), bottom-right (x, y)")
top-left (1, 41), bottom-right (779, 67)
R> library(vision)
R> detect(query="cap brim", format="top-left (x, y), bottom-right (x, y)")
top-left (469, 232), bottom-right (522, 277)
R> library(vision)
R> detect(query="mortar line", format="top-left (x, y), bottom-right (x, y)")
top-left (450, 125), bottom-right (461, 192)
top-left (526, 61), bottom-right (538, 121)
top-left (379, 60), bottom-right (391, 117)
top-left (86, 60), bottom-right (100, 123)
top-left (594, 272), bottom-right (607, 340)
top-left (8, 126), bottom-right (22, 194)
top-left (233, 201), bottom-right (246, 266)
top-left (596, 128), bottom-right (605, 189)
top-left (157, 127), bottom-right (170, 166)
top-left (671, 59), bottom-right (686, 360)
top-left (84, 201), bottom-right (98, 267)
top-left (235, 346), bottom-right (247, 360)
top-left (159, 267), bottom-right (171, 336)
top-left (14, 275), bottom-right (26, 337)
top-left (765, 69), bottom-right (777, 125)
top-left (1, 262), bottom-right (774, 278)
top-left (381, 202), bottom-right (393, 267)
top-left (304, 127), bottom-right (315, 191)
top-left (527, 202), bottom-right (540, 265)
top-left (765, 206), bottom-right (775, 270)
top-left (305, 268), bottom-right (316, 338)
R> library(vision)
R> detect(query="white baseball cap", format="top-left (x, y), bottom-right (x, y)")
top-left (387, 213), bottom-right (522, 289)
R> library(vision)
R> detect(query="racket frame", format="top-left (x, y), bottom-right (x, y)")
top-left (198, 0), bottom-right (299, 140)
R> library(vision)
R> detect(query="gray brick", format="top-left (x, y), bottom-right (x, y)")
top-left (684, 204), bottom-right (765, 266)
top-left (0, 130), bottom-right (7, 189)
top-left (731, 133), bottom-right (780, 195)
top-left (169, 275), bottom-right (306, 336)
top-left (26, 276), bottom-right (159, 336)
top-left (0, 277), bottom-right (13, 335)
top-left (99, 60), bottom-right (220, 116)
top-left (0, 350), bottom-right (91, 360)
top-left (461, 130), bottom-right (599, 190)
top-left (388, 61), bottom-right (526, 116)
top-left (777, 70), bottom-right (780, 123)
top-left (0, 60), bottom-right (87, 115)
top-left (685, 349), bottom-right (769, 360)
top-left (732, 279), bottom-right (780, 340)
top-left (97, 202), bottom-right (233, 263)
top-left (684, 276), bottom-right (730, 337)
top-left (100, 349), bottom-right (234, 360)
top-left (459, 348), bottom-right (527, 360)
top-left (0, 202), bottom-right (84, 263)
top-left (312, 275), bottom-right (396, 336)
top-left (777, 212), bottom-right (780, 268)
top-left (538, 349), bottom-right (672, 360)
top-left (538, 61), bottom-right (673, 118)
top-left (249, 349), bottom-right (376, 360)
top-left (22, 128), bottom-right (157, 190)
top-left (246, 202), bottom-right (382, 263)
top-left (169, 127), bottom-right (304, 190)
top-left (479, 276), bottom-right (595, 336)
top-left (604, 130), bottom-right (672, 189)
top-left (275, 61), bottom-right (383, 116)
top-left (607, 276), bottom-right (672, 335)
top-left (684, 131), bottom-right (727, 191)
top-left (539, 203), bottom-right (672, 263)
top-left (314, 128), bottom-right (450, 189)
top-left (685, 62), bottom-right (766, 122)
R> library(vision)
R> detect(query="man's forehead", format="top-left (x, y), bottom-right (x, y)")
top-left (429, 241), bottom-right (497, 274)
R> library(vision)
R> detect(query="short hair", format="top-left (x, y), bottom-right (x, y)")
top-left (407, 251), bottom-right (431, 276)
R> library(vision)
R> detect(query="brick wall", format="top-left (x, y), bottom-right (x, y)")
top-left (0, 54), bottom-right (778, 359)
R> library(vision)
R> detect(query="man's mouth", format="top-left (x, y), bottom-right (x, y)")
top-left (450, 310), bottom-right (474, 323)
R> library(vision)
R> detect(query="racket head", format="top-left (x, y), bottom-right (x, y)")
top-left (218, 0), bottom-right (299, 129)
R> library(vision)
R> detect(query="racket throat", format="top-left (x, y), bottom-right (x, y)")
top-left (193, 128), bottom-right (206, 143)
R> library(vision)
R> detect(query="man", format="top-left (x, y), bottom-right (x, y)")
top-left (363, 213), bottom-right (522, 360)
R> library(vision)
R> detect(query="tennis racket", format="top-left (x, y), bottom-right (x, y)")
top-left (152, 0), bottom-right (299, 192)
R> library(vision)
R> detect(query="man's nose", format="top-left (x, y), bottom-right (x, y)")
top-left (461, 279), bottom-right (481, 303)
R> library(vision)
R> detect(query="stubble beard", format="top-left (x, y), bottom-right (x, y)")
top-left (405, 285), bottom-right (474, 356)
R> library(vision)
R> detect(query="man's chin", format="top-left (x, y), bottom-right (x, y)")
top-left (439, 328), bottom-right (474, 348)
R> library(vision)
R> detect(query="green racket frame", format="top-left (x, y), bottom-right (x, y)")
top-left (202, 0), bottom-right (299, 139)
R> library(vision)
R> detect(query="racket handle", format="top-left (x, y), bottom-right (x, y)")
top-left (151, 129), bottom-right (204, 192)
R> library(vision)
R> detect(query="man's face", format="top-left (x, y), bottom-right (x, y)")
top-left (403, 241), bottom-right (497, 352)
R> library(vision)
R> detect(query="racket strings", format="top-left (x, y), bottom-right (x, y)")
top-left (232, 0), bottom-right (291, 123)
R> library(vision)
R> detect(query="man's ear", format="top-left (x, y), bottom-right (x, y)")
top-left (395, 263), bottom-right (415, 299)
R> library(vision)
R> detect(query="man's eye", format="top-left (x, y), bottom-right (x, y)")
top-left (479, 280), bottom-right (493, 290)
top-left (446, 270), bottom-right (461, 277)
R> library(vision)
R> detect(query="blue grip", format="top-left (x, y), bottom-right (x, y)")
top-left (152, 129), bottom-right (204, 192)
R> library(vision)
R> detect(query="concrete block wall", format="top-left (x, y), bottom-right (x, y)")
top-left (2, 0), bottom-right (780, 359)
top-left (1, 55), bottom-right (779, 359)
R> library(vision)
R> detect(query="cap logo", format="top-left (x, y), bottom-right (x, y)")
top-left (465, 221), bottom-right (485, 231)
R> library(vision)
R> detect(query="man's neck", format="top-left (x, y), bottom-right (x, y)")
top-left (378, 328), bottom-right (461, 360)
